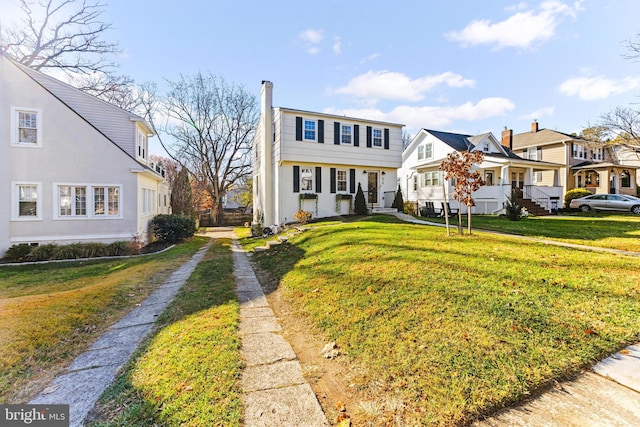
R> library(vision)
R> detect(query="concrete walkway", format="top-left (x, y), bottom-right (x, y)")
top-left (391, 212), bottom-right (640, 425)
top-left (29, 242), bottom-right (211, 427)
top-left (232, 239), bottom-right (328, 426)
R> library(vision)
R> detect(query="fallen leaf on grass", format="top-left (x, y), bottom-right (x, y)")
top-left (584, 329), bottom-right (597, 335)
top-left (620, 349), bottom-right (631, 355)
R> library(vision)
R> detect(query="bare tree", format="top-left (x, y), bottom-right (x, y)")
top-left (440, 151), bottom-right (485, 235)
top-left (145, 72), bottom-right (259, 225)
top-left (1, 0), bottom-right (119, 73)
top-left (402, 131), bottom-right (413, 150)
top-left (600, 107), bottom-right (640, 154)
top-left (0, 0), bottom-right (142, 110)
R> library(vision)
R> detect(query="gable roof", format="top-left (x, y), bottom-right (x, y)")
top-left (6, 54), bottom-right (154, 152)
top-left (512, 127), bottom-right (587, 148)
top-left (424, 129), bottom-right (522, 160)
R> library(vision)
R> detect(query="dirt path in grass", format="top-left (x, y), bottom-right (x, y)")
top-left (251, 265), bottom-right (366, 426)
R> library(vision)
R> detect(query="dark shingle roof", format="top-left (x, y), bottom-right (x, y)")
top-left (425, 129), bottom-right (472, 151)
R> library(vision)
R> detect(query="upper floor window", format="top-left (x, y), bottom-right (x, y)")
top-left (572, 143), bottom-right (587, 159)
top-left (418, 143), bottom-right (433, 160)
top-left (482, 142), bottom-right (490, 152)
top-left (372, 128), bottom-right (383, 147)
top-left (591, 147), bottom-right (604, 161)
top-left (11, 107), bottom-right (43, 147)
top-left (341, 125), bottom-right (352, 144)
top-left (304, 120), bottom-right (316, 141)
top-left (137, 130), bottom-right (148, 160)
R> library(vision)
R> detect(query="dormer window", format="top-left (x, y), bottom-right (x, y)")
top-left (137, 130), bottom-right (148, 160)
top-left (483, 142), bottom-right (490, 152)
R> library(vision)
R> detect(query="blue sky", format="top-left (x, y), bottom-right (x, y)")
top-left (4, 0), bottom-right (640, 150)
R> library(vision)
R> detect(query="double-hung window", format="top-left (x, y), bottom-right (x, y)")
top-left (137, 130), bottom-right (148, 161)
top-left (337, 170), bottom-right (347, 192)
top-left (418, 143), bottom-right (433, 160)
top-left (11, 107), bottom-right (43, 147)
top-left (304, 120), bottom-right (316, 141)
top-left (372, 128), bottom-right (383, 147)
top-left (341, 125), bottom-right (352, 144)
top-left (300, 167), bottom-right (314, 191)
top-left (12, 182), bottom-right (42, 220)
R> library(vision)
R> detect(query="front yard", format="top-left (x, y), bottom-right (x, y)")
top-left (248, 215), bottom-right (640, 425)
top-left (2, 215), bottom-right (639, 426)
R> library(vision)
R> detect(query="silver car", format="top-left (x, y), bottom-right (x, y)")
top-left (569, 194), bottom-right (640, 214)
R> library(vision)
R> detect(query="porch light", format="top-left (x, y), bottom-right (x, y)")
top-left (363, 170), bottom-right (367, 174)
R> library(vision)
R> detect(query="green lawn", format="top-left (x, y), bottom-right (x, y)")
top-left (247, 215), bottom-right (640, 425)
top-left (0, 237), bottom-right (208, 403)
top-left (88, 239), bottom-right (241, 427)
top-left (426, 213), bottom-right (640, 252)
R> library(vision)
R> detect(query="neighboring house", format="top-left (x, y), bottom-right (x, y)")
top-left (253, 81), bottom-right (404, 227)
top-left (0, 51), bottom-right (169, 257)
top-left (399, 129), bottom-right (563, 215)
top-left (509, 121), bottom-right (640, 198)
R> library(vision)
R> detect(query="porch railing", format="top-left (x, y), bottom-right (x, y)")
top-left (522, 185), bottom-right (552, 211)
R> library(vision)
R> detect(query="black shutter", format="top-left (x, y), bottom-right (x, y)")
top-left (350, 169), bottom-right (356, 193)
top-left (334, 122), bottom-right (340, 145)
top-left (384, 128), bottom-right (390, 150)
top-left (293, 166), bottom-right (300, 193)
top-left (295, 117), bottom-right (303, 141)
top-left (330, 168), bottom-right (336, 193)
top-left (354, 124), bottom-right (360, 147)
top-left (318, 119), bottom-right (324, 143)
top-left (315, 167), bottom-right (322, 193)
top-left (366, 126), bottom-right (372, 147)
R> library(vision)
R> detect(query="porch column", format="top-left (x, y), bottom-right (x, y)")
top-left (500, 165), bottom-right (509, 185)
top-left (525, 167), bottom-right (534, 185)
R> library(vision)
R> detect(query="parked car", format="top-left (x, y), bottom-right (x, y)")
top-left (569, 194), bottom-right (640, 214)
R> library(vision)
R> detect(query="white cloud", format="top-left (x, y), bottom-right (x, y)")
top-left (298, 28), bottom-right (324, 54)
top-left (521, 106), bottom-right (555, 119)
top-left (333, 70), bottom-right (475, 103)
top-left (559, 75), bottom-right (640, 100)
top-left (324, 97), bottom-right (515, 129)
top-left (333, 36), bottom-right (342, 55)
top-left (446, 1), bottom-right (584, 49)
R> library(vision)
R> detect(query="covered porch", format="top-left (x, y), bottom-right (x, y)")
top-left (409, 157), bottom-right (563, 215)
top-left (572, 162), bottom-right (639, 196)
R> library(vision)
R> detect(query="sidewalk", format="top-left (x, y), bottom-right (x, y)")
top-left (231, 238), bottom-right (328, 426)
top-left (29, 242), bottom-right (211, 427)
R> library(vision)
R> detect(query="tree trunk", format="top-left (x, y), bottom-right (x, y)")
top-left (467, 206), bottom-right (472, 235)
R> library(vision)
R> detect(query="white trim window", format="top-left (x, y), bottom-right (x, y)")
top-left (573, 143), bottom-right (587, 159)
top-left (418, 143), bottom-right (433, 160)
top-left (93, 186), bottom-right (121, 217)
top-left (372, 128), bottom-right (383, 147)
top-left (591, 147), bottom-right (604, 161)
top-left (337, 169), bottom-right (348, 192)
top-left (421, 171), bottom-right (440, 187)
top-left (137, 129), bottom-right (148, 161)
top-left (142, 188), bottom-right (156, 215)
top-left (300, 167), bottom-right (313, 191)
top-left (58, 185), bottom-right (87, 217)
top-left (11, 107), bottom-right (43, 147)
top-left (12, 182), bottom-right (42, 220)
top-left (303, 119), bottom-right (317, 141)
top-left (341, 125), bottom-right (352, 144)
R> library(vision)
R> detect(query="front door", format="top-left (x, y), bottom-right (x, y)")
top-left (609, 174), bottom-right (617, 194)
top-left (367, 172), bottom-right (379, 205)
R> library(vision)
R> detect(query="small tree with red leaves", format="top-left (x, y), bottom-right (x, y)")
top-left (440, 150), bottom-right (485, 235)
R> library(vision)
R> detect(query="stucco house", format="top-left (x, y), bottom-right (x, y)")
top-left (508, 121), bottom-right (639, 199)
top-left (0, 51), bottom-right (169, 257)
top-left (253, 81), bottom-right (404, 228)
top-left (399, 128), bottom-right (563, 215)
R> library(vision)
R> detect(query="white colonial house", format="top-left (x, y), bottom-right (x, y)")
top-left (0, 51), bottom-right (170, 257)
top-left (253, 81), bottom-right (404, 227)
top-left (399, 129), bottom-right (564, 215)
